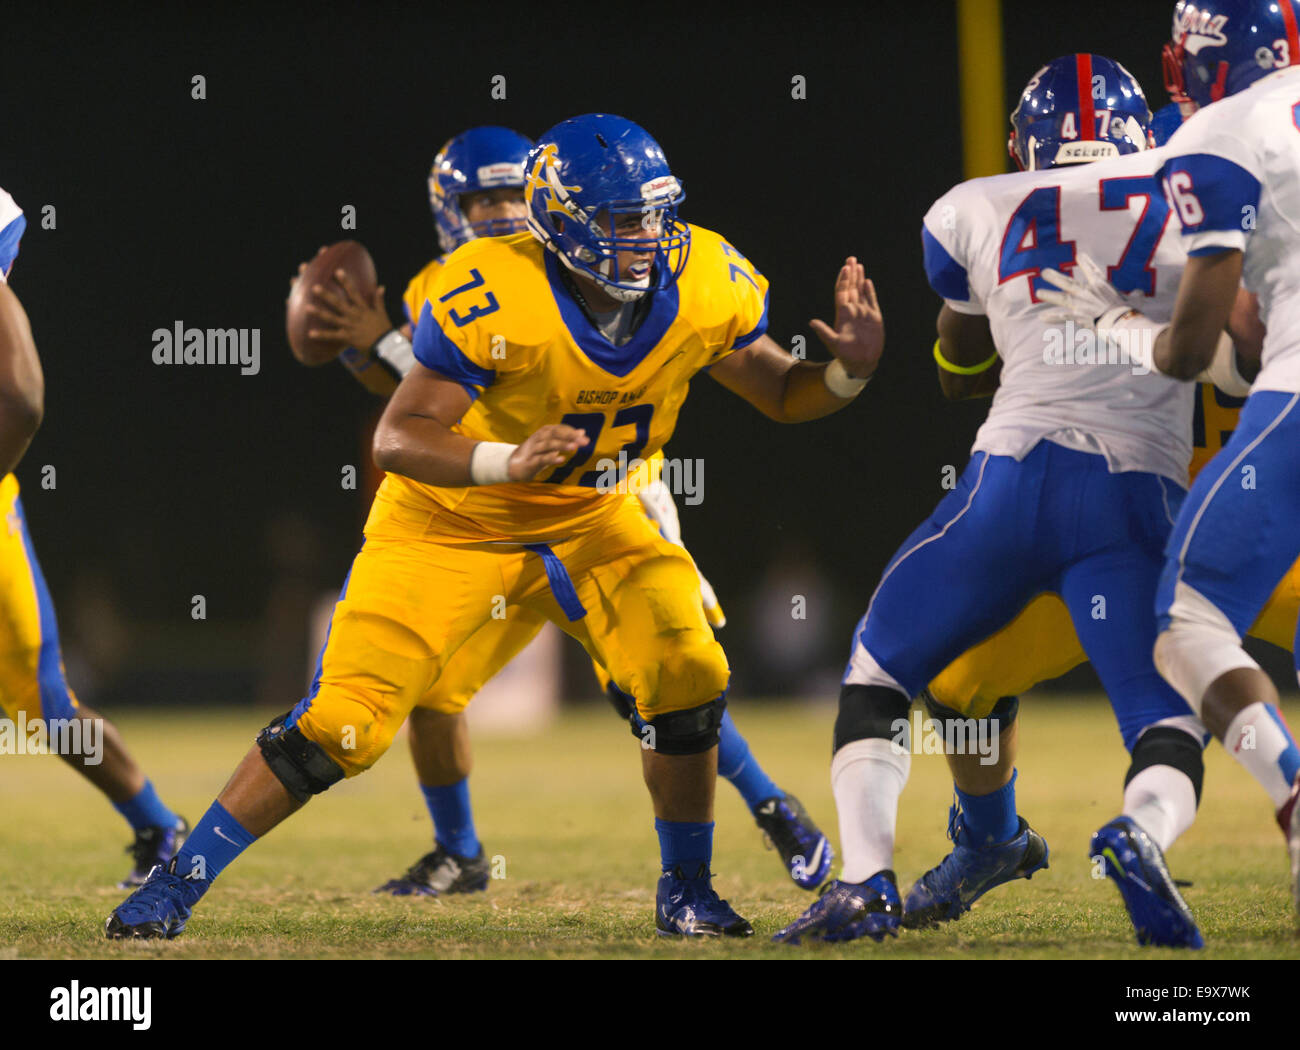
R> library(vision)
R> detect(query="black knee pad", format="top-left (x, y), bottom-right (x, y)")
top-left (1125, 725), bottom-right (1205, 805)
top-left (256, 713), bottom-right (346, 803)
top-left (833, 684), bottom-right (911, 754)
top-left (605, 682), bottom-right (640, 737)
top-left (920, 689), bottom-right (1020, 737)
top-left (645, 695), bottom-right (726, 755)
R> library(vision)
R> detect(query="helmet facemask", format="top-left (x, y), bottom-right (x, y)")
top-left (544, 194), bottom-right (690, 302)
top-left (525, 132), bottom-right (692, 303)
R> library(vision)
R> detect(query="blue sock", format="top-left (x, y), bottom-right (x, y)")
top-left (717, 711), bottom-right (781, 809)
top-left (421, 778), bottom-right (480, 857)
top-left (112, 779), bottom-right (180, 832)
top-left (955, 770), bottom-right (1019, 848)
top-left (655, 818), bottom-right (713, 876)
top-left (174, 801), bottom-right (255, 885)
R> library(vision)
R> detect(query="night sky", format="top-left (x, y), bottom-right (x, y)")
top-left (7, 3), bottom-right (1253, 701)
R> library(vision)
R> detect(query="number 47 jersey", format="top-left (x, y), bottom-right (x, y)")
top-left (922, 146), bottom-right (1194, 488)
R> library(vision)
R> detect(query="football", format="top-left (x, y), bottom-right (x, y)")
top-left (285, 239), bottom-right (378, 365)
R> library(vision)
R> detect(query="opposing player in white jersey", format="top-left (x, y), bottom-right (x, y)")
top-left (1042, 0), bottom-right (1300, 916)
top-left (776, 54), bottom-right (1259, 948)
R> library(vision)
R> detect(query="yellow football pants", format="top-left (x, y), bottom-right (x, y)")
top-left (0, 474), bottom-right (80, 722)
top-left (929, 560), bottom-right (1300, 717)
top-left (417, 489), bottom-right (721, 712)
top-left (291, 496), bottom-right (728, 775)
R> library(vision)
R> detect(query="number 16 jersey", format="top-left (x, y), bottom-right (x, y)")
top-left (922, 146), bottom-right (1194, 487)
top-left (375, 226), bottom-right (769, 543)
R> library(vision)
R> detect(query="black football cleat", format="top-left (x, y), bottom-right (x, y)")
top-left (753, 794), bottom-right (834, 890)
top-left (119, 817), bottom-right (189, 888)
top-left (374, 845), bottom-right (490, 897)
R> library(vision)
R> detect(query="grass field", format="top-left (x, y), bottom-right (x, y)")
top-left (2, 695), bottom-right (1298, 960)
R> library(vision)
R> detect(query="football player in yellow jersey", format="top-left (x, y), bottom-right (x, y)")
top-left (109, 113), bottom-right (883, 939)
top-left (296, 127), bottom-right (832, 900)
top-left (0, 188), bottom-right (187, 887)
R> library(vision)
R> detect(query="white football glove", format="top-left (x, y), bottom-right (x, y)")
top-left (697, 572), bottom-right (726, 629)
top-left (1038, 252), bottom-right (1172, 371)
top-left (636, 478), bottom-right (682, 546)
top-left (1036, 253), bottom-right (1133, 330)
top-left (636, 478), bottom-right (726, 629)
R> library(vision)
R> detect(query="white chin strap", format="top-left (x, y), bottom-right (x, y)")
top-left (602, 279), bottom-right (650, 303)
top-left (588, 256), bottom-right (647, 302)
top-left (554, 244), bottom-right (651, 302)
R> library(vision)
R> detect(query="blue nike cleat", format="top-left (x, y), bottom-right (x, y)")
top-left (656, 864), bottom-right (754, 937)
top-left (903, 807), bottom-right (1049, 928)
top-left (119, 817), bottom-right (189, 888)
top-left (105, 857), bottom-right (207, 940)
top-left (1091, 816), bottom-right (1203, 949)
top-left (753, 794), bottom-right (834, 890)
top-left (374, 845), bottom-right (490, 897)
top-left (772, 872), bottom-right (901, 944)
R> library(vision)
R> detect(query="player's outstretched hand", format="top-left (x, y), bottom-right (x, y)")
top-left (508, 424), bottom-right (590, 481)
top-left (810, 258), bottom-right (884, 379)
top-left (305, 269), bottom-right (392, 351)
top-left (1037, 253), bottom-right (1126, 326)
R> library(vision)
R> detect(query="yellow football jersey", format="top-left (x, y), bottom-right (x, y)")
top-left (1189, 381), bottom-right (1246, 480)
top-left (402, 256), bottom-right (447, 329)
top-left (377, 225), bottom-right (769, 542)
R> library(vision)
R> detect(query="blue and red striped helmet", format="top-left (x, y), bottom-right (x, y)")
top-left (1163, 0), bottom-right (1300, 110)
top-left (1008, 54), bottom-right (1154, 171)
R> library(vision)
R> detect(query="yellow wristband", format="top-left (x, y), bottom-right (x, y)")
top-left (933, 339), bottom-right (998, 375)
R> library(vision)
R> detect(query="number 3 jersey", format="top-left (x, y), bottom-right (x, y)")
top-left (922, 146), bottom-right (1194, 487)
top-left (375, 225), bottom-right (769, 543)
top-left (1160, 65), bottom-right (1300, 396)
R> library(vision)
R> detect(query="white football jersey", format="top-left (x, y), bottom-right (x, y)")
top-left (0, 186), bottom-right (24, 283)
top-left (923, 147), bottom-right (1193, 486)
top-left (1160, 65), bottom-right (1300, 395)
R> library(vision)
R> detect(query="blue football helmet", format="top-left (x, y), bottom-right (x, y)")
top-left (1009, 54), bottom-right (1155, 171)
top-left (524, 114), bottom-right (690, 302)
top-left (1163, 0), bottom-right (1300, 109)
top-left (428, 126), bottom-right (534, 254)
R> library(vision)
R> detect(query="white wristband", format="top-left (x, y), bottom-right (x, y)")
top-left (1195, 332), bottom-right (1252, 397)
top-left (371, 329), bottom-right (417, 379)
top-left (1096, 307), bottom-right (1169, 374)
top-left (824, 358), bottom-right (871, 398)
top-left (468, 441), bottom-right (518, 485)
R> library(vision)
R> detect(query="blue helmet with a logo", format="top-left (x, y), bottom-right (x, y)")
top-left (1163, 0), bottom-right (1300, 109)
top-left (1009, 54), bottom-right (1154, 171)
top-left (524, 114), bottom-right (690, 302)
top-left (428, 126), bottom-right (533, 254)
